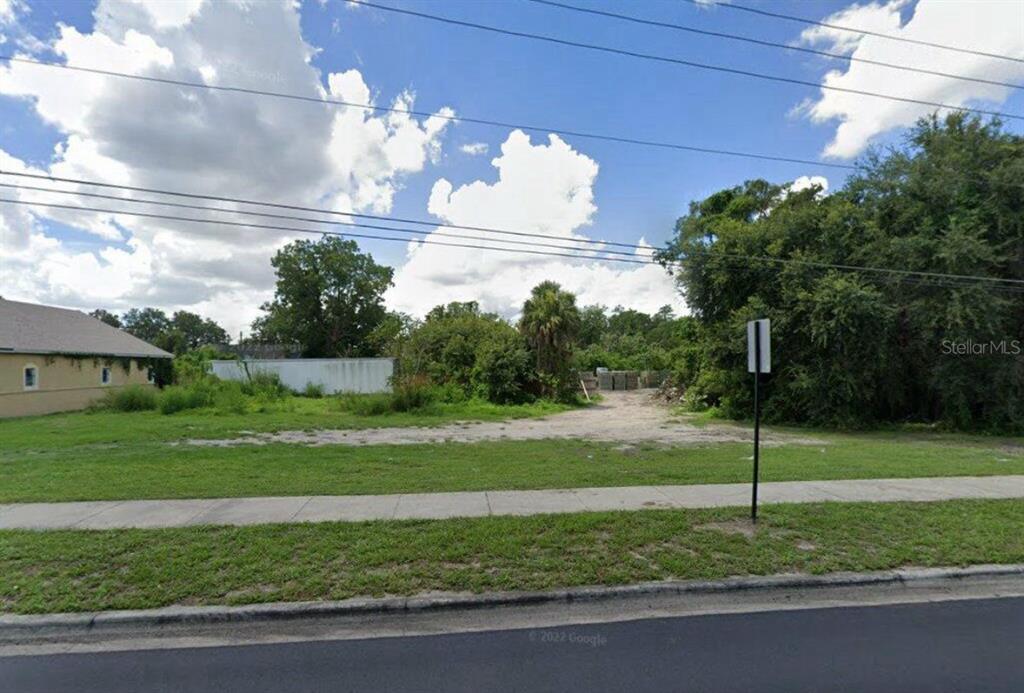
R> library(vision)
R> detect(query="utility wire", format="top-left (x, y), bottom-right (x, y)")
top-left (0, 183), bottom-right (650, 258)
top-left (0, 171), bottom-right (650, 251)
top-left (528, 0), bottom-right (1024, 91)
top-left (0, 55), bottom-right (854, 172)
top-left (681, 0), bottom-right (1024, 65)
top-left (347, 0), bottom-right (1024, 121)
top-left (0, 198), bottom-right (660, 266)
top-left (6, 192), bottom-right (1022, 292)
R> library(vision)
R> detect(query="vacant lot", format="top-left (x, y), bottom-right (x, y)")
top-left (2, 411), bottom-right (1024, 503)
top-left (2, 499), bottom-right (1023, 614)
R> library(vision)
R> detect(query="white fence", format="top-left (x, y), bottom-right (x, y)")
top-left (210, 358), bottom-right (394, 394)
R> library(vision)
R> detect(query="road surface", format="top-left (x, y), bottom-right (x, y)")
top-left (4, 596), bottom-right (1023, 692)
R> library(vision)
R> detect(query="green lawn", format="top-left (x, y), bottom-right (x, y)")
top-left (2, 499), bottom-right (1022, 614)
top-left (1, 431), bottom-right (1022, 503)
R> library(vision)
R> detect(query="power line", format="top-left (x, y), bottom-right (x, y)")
top-left (528, 0), bottom-right (1024, 91)
top-left (0, 197), bottom-right (660, 266)
top-left (0, 55), bottom-right (855, 173)
top-left (0, 170), bottom-right (651, 251)
top-left (681, 0), bottom-right (1024, 65)
top-left (6, 193), bottom-right (1022, 293)
top-left (348, 0), bottom-right (1024, 121)
top-left (0, 182), bottom-right (648, 259)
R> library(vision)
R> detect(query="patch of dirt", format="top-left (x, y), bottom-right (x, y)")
top-left (185, 390), bottom-right (827, 449)
top-left (695, 519), bottom-right (760, 539)
top-left (795, 540), bottom-right (818, 552)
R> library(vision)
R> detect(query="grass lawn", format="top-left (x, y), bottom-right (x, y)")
top-left (0, 432), bottom-right (1021, 503)
top-left (0, 396), bottom-right (573, 449)
top-left (2, 499), bottom-right (1022, 614)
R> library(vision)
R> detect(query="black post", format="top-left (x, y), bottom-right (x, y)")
top-left (752, 325), bottom-right (761, 523)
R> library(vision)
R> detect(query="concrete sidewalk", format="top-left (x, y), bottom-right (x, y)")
top-left (2, 475), bottom-right (1024, 530)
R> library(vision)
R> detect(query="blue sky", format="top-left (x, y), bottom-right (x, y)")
top-left (2, 0), bottom-right (1022, 332)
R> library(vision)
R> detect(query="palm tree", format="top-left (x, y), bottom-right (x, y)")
top-left (519, 281), bottom-right (581, 398)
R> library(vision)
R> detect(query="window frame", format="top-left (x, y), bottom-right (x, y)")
top-left (101, 366), bottom-right (112, 386)
top-left (23, 364), bottom-right (39, 391)
top-left (147, 367), bottom-right (156, 384)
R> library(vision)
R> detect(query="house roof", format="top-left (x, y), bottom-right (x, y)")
top-left (0, 299), bottom-right (173, 359)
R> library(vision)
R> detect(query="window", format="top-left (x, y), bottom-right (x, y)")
top-left (101, 367), bottom-right (112, 385)
top-left (147, 368), bottom-right (156, 384)
top-left (23, 365), bottom-right (38, 391)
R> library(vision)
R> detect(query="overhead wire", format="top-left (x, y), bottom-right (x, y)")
top-left (680, 0), bottom-right (1024, 65)
top-left (346, 0), bottom-right (1024, 122)
top-left (527, 0), bottom-right (1024, 91)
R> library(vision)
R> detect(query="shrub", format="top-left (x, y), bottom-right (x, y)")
top-left (213, 381), bottom-right (248, 415)
top-left (99, 385), bottom-right (159, 412)
top-left (240, 370), bottom-right (290, 400)
top-left (334, 392), bottom-right (394, 416)
top-left (301, 382), bottom-right (325, 399)
top-left (158, 383), bottom-right (214, 414)
top-left (472, 332), bottom-right (534, 404)
top-left (391, 375), bottom-right (436, 412)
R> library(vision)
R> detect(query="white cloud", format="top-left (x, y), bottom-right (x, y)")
top-left (800, 0), bottom-right (1024, 158)
top-left (459, 142), bottom-right (488, 156)
top-left (388, 130), bottom-right (684, 319)
top-left (789, 175), bottom-right (829, 195)
top-left (0, 0), bottom-right (453, 335)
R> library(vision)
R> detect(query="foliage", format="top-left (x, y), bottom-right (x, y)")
top-left (89, 309), bottom-right (122, 328)
top-left (172, 346), bottom-right (232, 385)
top-left (158, 383), bottom-right (215, 415)
top-left (114, 308), bottom-right (229, 356)
top-left (250, 236), bottom-right (394, 357)
top-left (519, 281), bottom-right (581, 400)
top-left (96, 385), bottom-right (158, 412)
top-left (301, 382), bottom-right (325, 399)
top-left (332, 376), bottom-right (437, 415)
top-left (657, 114), bottom-right (1024, 431)
top-left (472, 329), bottom-right (534, 404)
top-left (398, 301), bottom-right (534, 404)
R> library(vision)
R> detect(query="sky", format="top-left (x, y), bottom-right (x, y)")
top-left (0, 0), bottom-right (1022, 337)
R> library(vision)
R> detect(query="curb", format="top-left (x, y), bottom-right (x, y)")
top-left (3, 564), bottom-right (1023, 635)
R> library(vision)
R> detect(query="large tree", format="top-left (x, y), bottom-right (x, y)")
top-left (121, 308), bottom-right (171, 344)
top-left (657, 114), bottom-right (1024, 431)
top-left (519, 281), bottom-right (581, 400)
top-left (252, 237), bottom-right (394, 357)
top-left (89, 309), bottom-right (122, 328)
top-left (163, 311), bottom-right (231, 354)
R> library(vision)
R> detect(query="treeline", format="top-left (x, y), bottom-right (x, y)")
top-left (90, 307), bottom-right (230, 355)
top-left (657, 114), bottom-right (1024, 432)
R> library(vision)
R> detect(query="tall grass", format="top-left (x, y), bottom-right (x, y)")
top-left (97, 385), bottom-right (159, 412)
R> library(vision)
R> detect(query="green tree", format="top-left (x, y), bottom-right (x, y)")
top-left (121, 308), bottom-right (171, 345)
top-left (162, 311), bottom-right (231, 354)
top-left (90, 309), bottom-right (122, 328)
top-left (252, 237), bottom-right (394, 357)
top-left (519, 281), bottom-right (581, 400)
top-left (657, 114), bottom-right (1024, 431)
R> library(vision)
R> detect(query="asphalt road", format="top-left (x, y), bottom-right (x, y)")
top-left (4, 597), bottom-right (1023, 692)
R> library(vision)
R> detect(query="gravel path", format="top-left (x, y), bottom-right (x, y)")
top-left (187, 390), bottom-right (824, 448)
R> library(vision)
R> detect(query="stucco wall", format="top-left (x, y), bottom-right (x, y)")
top-left (0, 353), bottom-right (158, 418)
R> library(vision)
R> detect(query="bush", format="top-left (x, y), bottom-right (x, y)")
top-left (240, 370), bottom-right (290, 400)
top-left (213, 381), bottom-right (248, 415)
top-left (334, 392), bottom-right (394, 416)
top-left (158, 382), bottom-right (215, 414)
top-left (99, 385), bottom-right (158, 412)
top-left (472, 332), bottom-right (534, 404)
top-left (391, 375), bottom-right (436, 412)
top-left (301, 382), bottom-right (325, 399)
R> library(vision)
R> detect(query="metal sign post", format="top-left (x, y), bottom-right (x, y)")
top-left (747, 319), bottom-right (770, 523)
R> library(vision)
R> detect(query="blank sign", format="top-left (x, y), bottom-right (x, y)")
top-left (747, 319), bottom-right (771, 374)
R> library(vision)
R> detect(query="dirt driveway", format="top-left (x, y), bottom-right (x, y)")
top-left (188, 390), bottom-right (823, 448)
